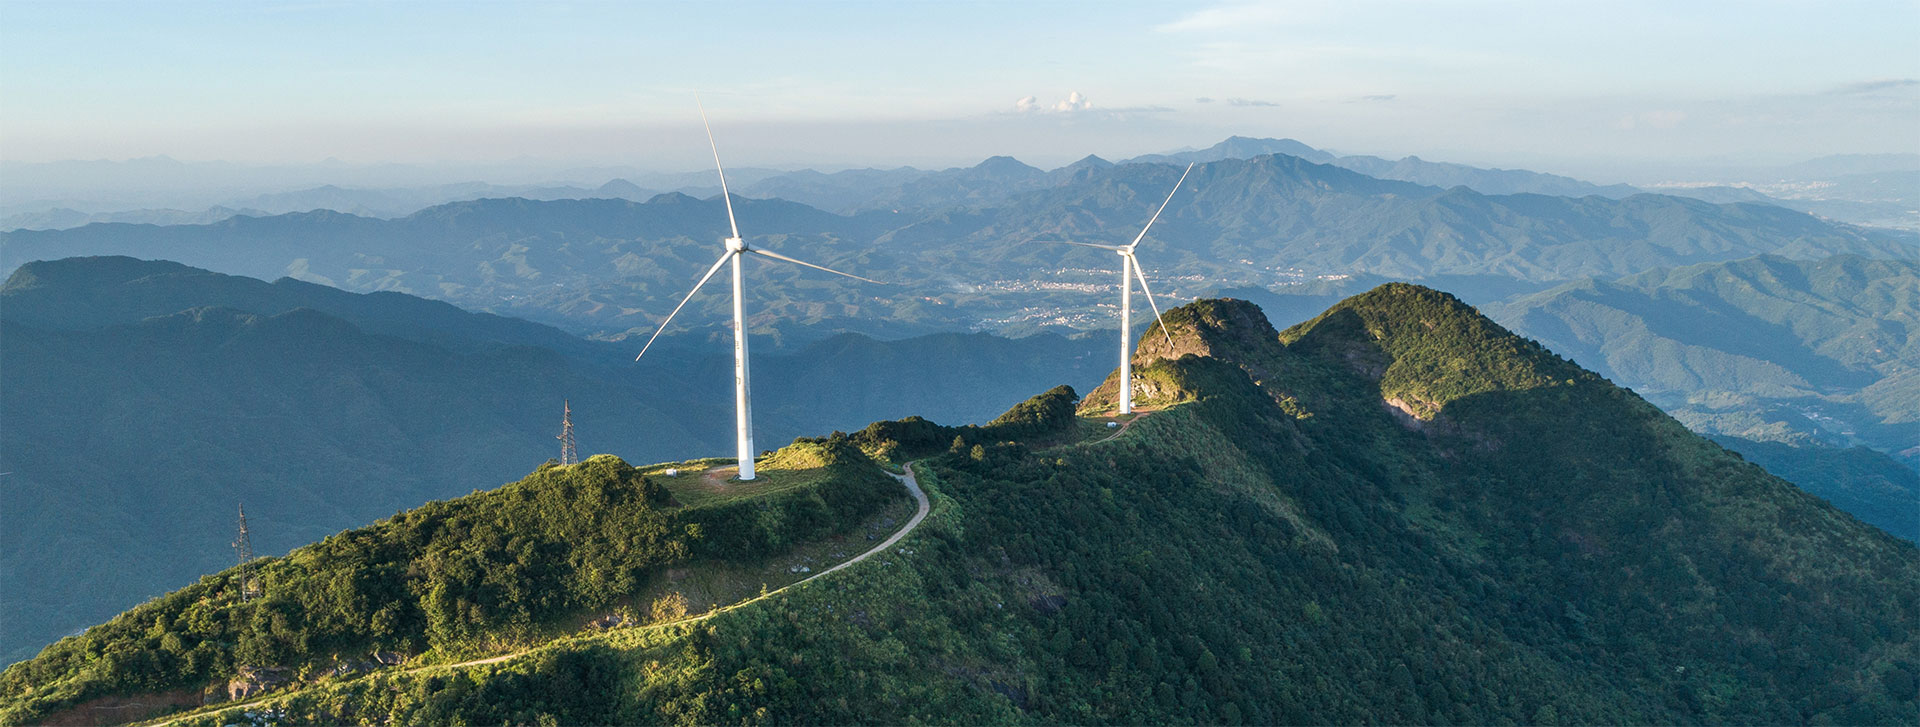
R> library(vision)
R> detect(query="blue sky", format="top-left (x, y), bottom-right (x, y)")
top-left (3, 0), bottom-right (1916, 179)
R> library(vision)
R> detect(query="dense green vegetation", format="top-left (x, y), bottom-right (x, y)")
top-left (0, 441), bottom-right (903, 725)
top-left (1711, 436), bottom-right (1918, 541)
top-left (62, 286), bottom-right (1913, 726)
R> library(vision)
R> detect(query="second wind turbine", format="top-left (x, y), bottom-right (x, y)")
top-left (635, 107), bottom-right (885, 481)
top-left (1044, 162), bottom-right (1195, 415)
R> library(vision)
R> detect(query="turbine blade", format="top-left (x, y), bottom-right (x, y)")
top-left (697, 97), bottom-right (742, 241)
top-left (748, 247), bottom-right (887, 284)
top-left (635, 252), bottom-right (735, 361)
top-left (1127, 161), bottom-right (1196, 250)
top-left (1129, 254), bottom-right (1178, 351)
top-left (1034, 240), bottom-right (1126, 251)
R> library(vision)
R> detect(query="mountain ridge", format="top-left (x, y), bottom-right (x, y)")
top-left (6, 151), bottom-right (1911, 343)
top-left (7, 286), bottom-right (1914, 726)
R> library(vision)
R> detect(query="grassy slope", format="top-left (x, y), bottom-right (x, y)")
top-left (0, 442), bottom-right (904, 726)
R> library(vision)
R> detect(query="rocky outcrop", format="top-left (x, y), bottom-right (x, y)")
top-left (226, 666), bottom-right (290, 701)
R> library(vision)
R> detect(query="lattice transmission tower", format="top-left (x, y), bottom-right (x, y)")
top-left (232, 503), bottom-right (260, 601)
top-left (558, 399), bottom-right (579, 465)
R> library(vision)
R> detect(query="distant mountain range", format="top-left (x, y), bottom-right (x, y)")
top-left (1489, 255), bottom-right (1917, 457)
top-left (12, 138), bottom-right (1912, 232)
top-left (6, 153), bottom-right (1910, 345)
top-left (8, 288), bottom-right (1914, 725)
top-left (0, 179), bottom-right (663, 230)
top-left (0, 206), bottom-right (274, 231)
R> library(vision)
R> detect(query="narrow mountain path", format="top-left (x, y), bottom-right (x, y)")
top-left (443, 462), bottom-right (928, 669)
top-left (138, 464), bottom-right (931, 727)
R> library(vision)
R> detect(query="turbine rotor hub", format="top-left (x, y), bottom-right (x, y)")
top-left (725, 236), bottom-right (748, 252)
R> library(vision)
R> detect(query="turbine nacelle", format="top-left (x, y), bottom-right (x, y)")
top-left (725, 236), bottom-right (748, 253)
top-left (1038, 161), bottom-right (1195, 415)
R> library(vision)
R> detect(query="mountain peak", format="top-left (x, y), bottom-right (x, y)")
top-left (1064, 154), bottom-right (1112, 169)
top-left (645, 191), bottom-right (700, 205)
top-left (1080, 285), bottom-right (1585, 419)
top-left (971, 155), bottom-right (1042, 176)
top-left (597, 178), bottom-right (647, 196)
top-left (1284, 282), bottom-right (1588, 419)
top-left (1078, 298), bottom-right (1285, 412)
top-left (1139, 297), bottom-right (1281, 366)
top-left (1177, 136), bottom-right (1336, 164)
top-left (2, 255), bottom-right (204, 295)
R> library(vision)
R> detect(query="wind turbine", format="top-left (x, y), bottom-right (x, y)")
top-left (1043, 162), bottom-right (1194, 415)
top-left (634, 105), bottom-right (884, 481)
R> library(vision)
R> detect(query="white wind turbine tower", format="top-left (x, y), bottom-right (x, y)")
top-left (1044, 162), bottom-right (1195, 415)
top-left (634, 106), bottom-right (884, 481)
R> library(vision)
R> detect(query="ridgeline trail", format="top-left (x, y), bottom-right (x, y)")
top-left (443, 461), bottom-right (930, 670)
top-left (140, 462), bottom-right (932, 727)
top-left (143, 414), bottom-right (1159, 727)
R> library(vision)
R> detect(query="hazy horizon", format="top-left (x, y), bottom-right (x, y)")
top-left (5, 0), bottom-right (1916, 188)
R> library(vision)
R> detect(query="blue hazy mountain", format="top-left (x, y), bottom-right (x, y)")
top-left (887, 154), bottom-right (1914, 290)
top-left (1328, 154), bottom-right (1644, 197)
top-left (0, 257), bottom-right (1113, 664)
top-left (7, 154), bottom-right (1910, 346)
top-left (1124, 135), bottom-right (1338, 165)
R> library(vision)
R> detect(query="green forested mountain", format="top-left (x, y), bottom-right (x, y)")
top-left (0, 444), bottom-right (906, 726)
top-left (1709, 436), bottom-right (1919, 541)
top-left (0, 257), bottom-right (1109, 666)
top-left (0, 255), bottom-right (595, 354)
top-left (0, 195), bottom-right (924, 338)
top-left (8, 287), bottom-right (1912, 726)
top-left (1488, 255), bottom-right (1918, 465)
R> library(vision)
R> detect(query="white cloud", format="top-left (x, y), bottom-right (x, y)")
top-left (1013, 91), bottom-right (1095, 114)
